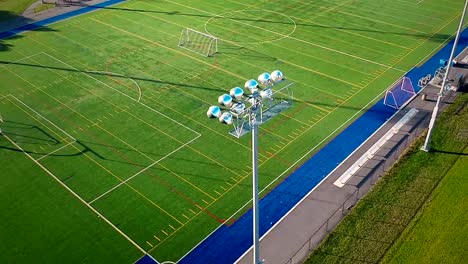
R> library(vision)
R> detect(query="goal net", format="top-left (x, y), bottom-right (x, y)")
top-left (384, 77), bottom-right (416, 109)
top-left (178, 28), bottom-right (218, 57)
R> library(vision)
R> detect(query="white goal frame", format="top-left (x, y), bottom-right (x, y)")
top-left (178, 28), bottom-right (218, 57)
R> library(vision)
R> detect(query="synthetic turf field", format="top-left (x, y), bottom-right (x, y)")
top-left (0, 0), bottom-right (465, 262)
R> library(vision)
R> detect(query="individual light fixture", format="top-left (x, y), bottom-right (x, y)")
top-left (218, 111), bottom-right (233, 125)
top-left (218, 94), bottom-right (233, 107)
top-left (270, 70), bottom-right (284, 83)
top-left (244, 79), bottom-right (259, 93)
top-left (230, 87), bottom-right (244, 100)
top-left (206, 105), bottom-right (221, 118)
top-left (257, 72), bottom-right (271, 86)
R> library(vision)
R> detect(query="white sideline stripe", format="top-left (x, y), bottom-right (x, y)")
top-left (41, 52), bottom-right (201, 137)
top-left (9, 94), bottom-right (76, 141)
top-left (1, 132), bottom-right (146, 254)
top-left (0, 52), bottom-right (45, 70)
top-left (333, 108), bottom-right (419, 188)
top-left (36, 140), bottom-right (76, 161)
top-left (89, 134), bottom-right (201, 204)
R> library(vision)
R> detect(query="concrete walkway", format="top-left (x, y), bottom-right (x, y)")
top-left (0, 0), bottom-right (116, 33)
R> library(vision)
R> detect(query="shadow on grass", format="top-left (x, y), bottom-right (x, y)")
top-left (430, 148), bottom-right (468, 156)
top-left (0, 59), bottom-right (225, 92)
top-left (67, 3), bottom-right (457, 44)
top-left (0, 10), bottom-right (58, 52)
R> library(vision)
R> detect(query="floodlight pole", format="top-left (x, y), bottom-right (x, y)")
top-left (251, 102), bottom-right (261, 264)
top-left (422, 0), bottom-right (468, 152)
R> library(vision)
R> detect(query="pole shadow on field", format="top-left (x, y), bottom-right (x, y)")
top-left (0, 59), bottom-right (224, 93)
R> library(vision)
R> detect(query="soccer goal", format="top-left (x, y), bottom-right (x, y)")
top-left (384, 76), bottom-right (416, 109)
top-left (178, 28), bottom-right (218, 57)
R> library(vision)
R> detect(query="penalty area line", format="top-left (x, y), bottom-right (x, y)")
top-left (86, 70), bottom-right (142, 102)
top-left (0, 52), bottom-right (45, 70)
top-left (35, 139), bottom-right (77, 161)
top-left (1, 132), bottom-right (146, 255)
top-left (89, 133), bottom-right (201, 205)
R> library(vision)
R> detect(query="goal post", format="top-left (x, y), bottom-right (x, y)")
top-left (178, 28), bottom-right (218, 57)
top-left (384, 76), bottom-right (416, 109)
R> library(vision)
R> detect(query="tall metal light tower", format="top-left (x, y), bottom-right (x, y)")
top-left (207, 70), bottom-right (293, 264)
top-left (422, 0), bottom-right (468, 152)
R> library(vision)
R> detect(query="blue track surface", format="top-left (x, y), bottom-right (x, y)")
top-left (1, 4), bottom-right (466, 264)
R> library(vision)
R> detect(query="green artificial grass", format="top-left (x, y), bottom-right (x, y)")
top-left (304, 93), bottom-right (468, 264)
top-left (0, 0), bottom-right (466, 261)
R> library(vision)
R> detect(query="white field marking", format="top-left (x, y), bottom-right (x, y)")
top-left (1, 132), bottom-right (146, 254)
top-left (41, 52), bottom-right (200, 137)
top-left (109, 6), bottom-right (352, 99)
top-left (392, 0), bottom-right (458, 11)
top-left (334, 108), bottom-right (419, 187)
top-left (309, 0), bottom-right (440, 27)
top-left (417, 0), bottom-right (425, 4)
top-left (5, 95), bottom-right (78, 161)
top-left (8, 95), bottom-right (76, 141)
top-left (85, 70), bottom-right (142, 102)
top-left (89, 133), bottom-right (201, 204)
top-left (161, 0), bottom-right (406, 73)
top-left (204, 10), bottom-right (297, 45)
top-left (0, 52), bottom-right (44, 70)
top-left (35, 140), bottom-right (76, 161)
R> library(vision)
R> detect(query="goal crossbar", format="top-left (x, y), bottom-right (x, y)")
top-left (178, 28), bottom-right (218, 57)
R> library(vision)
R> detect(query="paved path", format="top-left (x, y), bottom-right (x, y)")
top-left (0, 0), bottom-right (115, 33)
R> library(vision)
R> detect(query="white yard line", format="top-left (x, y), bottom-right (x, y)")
top-left (89, 133), bottom-right (201, 204)
top-left (1, 132), bottom-right (146, 255)
top-left (35, 140), bottom-right (76, 161)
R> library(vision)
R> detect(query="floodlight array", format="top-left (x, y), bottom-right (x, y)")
top-left (207, 70), bottom-right (284, 126)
